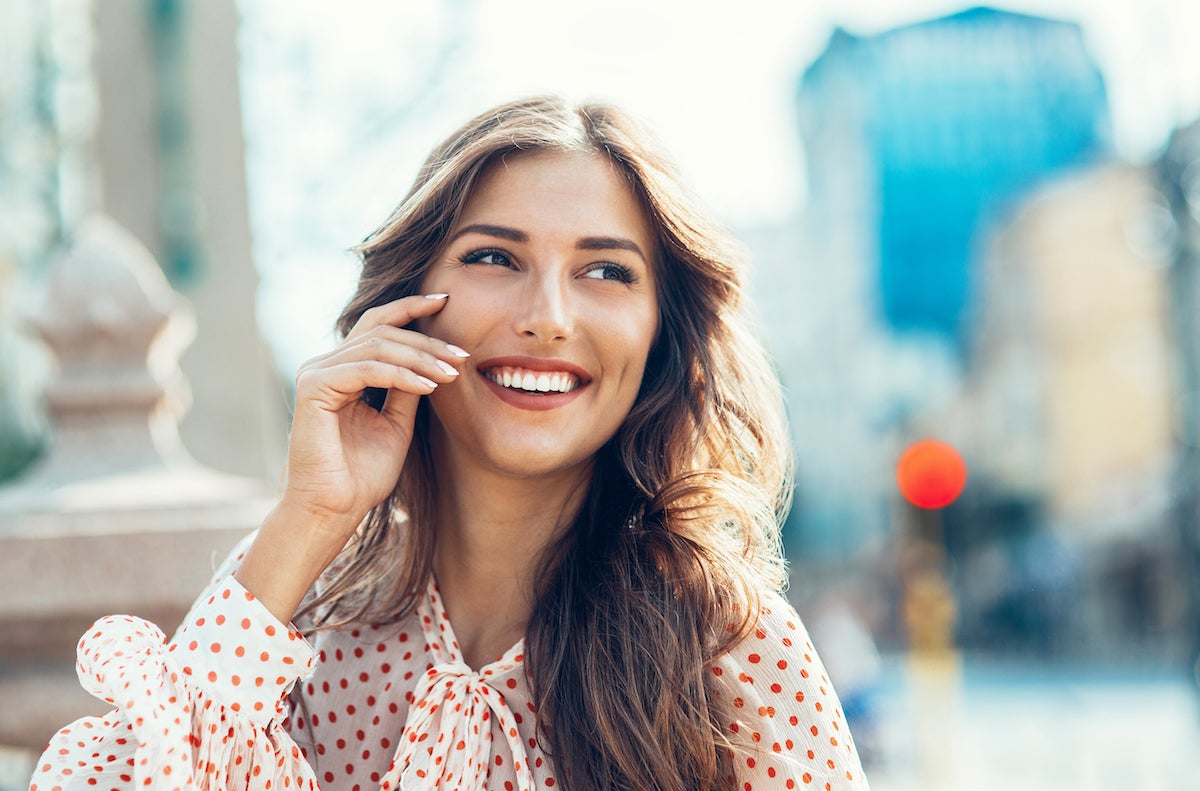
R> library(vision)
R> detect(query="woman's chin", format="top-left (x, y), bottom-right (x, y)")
top-left (476, 444), bottom-right (597, 482)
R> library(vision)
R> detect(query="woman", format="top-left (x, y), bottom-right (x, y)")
top-left (31, 96), bottom-right (869, 791)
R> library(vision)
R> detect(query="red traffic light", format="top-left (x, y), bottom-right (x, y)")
top-left (896, 439), bottom-right (967, 509)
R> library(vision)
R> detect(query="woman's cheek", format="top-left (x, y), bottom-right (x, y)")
top-left (420, 290), bottom-right (485, 345)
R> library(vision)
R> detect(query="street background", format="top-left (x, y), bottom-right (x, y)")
top-left (3, 1), bottom-right (1199, 788)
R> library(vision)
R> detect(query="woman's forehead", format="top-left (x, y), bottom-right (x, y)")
top-left (452, 150), bottom-right (656, 255)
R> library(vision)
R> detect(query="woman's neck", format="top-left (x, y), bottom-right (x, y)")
top-left (429, 441), bottom-right (591, 670)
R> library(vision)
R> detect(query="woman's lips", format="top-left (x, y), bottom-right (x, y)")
top-left (477, 371), bottom-right (587, 411)
top-left (474, 356), bottom-right (591, 411)
top-left (482, 366), bottom-right (580, 393)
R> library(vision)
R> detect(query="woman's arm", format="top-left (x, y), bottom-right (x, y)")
top-left (29, 538), bottom-right (317, 791)
top-left (30, 293), bottom-right (467, 789)
top-left (234, 293), bottom-right (467, 623)
top-left (713, 591), bottom-right (871, 790)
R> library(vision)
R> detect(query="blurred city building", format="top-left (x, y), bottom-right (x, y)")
top-left (759, 7), bottom-right (1110, 563)
top-left (1161, 117), bottom-right (1200, 683)
top-left (959, 163), bottom-right (1183, 659)
top-left (745, 6), bottom-right (1194, 666)
top-left (801, 6), bottom-right (1110, 346)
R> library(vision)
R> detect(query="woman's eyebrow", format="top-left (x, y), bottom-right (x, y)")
top-left (576, 236), bottom-right (646, 262)
top-left (450, 224), bottom-right (647, 263)
top-left (449, 223), bottom-right (528, 242)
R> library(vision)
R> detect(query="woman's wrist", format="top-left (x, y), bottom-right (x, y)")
top-left (233, 500), bottom-right (359, 624)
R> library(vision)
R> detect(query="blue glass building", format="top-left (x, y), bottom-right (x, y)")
top-left (798, 6), bottom-right (1111, 345)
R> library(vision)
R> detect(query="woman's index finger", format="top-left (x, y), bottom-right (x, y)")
top-left (345, 293), bottom-right (449, 340)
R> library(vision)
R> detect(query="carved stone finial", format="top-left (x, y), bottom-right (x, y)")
top-left (10, 215), bottom-right (199, 491)
top-left (33, 215), bottom-right (193, 412)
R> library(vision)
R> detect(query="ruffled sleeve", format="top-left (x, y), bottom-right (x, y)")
top-left (712, 592), bottom-right (870, 790)
top-left (29, 541), bottom-right (320, 791)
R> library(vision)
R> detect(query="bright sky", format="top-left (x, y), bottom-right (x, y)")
top-left (242, 0), bottom-right (1200, 374)
top-left (454, 0), bottom-right (1199, 225)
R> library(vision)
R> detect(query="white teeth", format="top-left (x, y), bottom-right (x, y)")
top-left (485, 366), bottom-right (581, 394)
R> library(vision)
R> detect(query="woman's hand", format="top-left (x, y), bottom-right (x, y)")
top-left (283, 293), bottom-right (467, 525)
top-left (235, 294), bottom-right (468, 623)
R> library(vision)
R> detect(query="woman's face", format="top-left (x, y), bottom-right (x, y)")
top-left (416, 149), bottom-right (660, 481)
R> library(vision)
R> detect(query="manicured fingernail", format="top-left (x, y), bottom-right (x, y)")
top-left (416, 375), bottom-right (438, 389)
top-left (424, 293), bottom-right (449, 300)
top-left (436, 360), bottom-right (458, 376)
top-left (446, 344), bottom-right (470, 358)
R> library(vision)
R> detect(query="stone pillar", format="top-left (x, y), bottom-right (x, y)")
top-left (0, 217), bottom-right (275, 752)
top-left (92, 0), bottom-right (285, 482)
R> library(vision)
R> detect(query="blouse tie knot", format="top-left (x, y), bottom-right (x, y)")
top-left (381, 660), bottom-right (534, 791)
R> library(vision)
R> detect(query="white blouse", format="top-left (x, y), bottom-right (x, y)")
top-left (29, 536), bottom-right (869, 790)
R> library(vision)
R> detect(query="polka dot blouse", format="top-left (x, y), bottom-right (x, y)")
top-left (30, 536), bottom-right (869, 790)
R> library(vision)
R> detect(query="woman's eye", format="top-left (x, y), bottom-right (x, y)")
top-left (460, 249), bottom-right (512, 267)
top-left (583, 263), bottom-right (637, 283)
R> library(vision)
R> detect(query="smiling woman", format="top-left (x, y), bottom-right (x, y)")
top-left (30, 97), bottom-right (869, 791)
top-left (417, 150), bottom-right (659, 490)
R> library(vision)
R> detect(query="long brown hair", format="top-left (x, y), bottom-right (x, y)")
top-left (308, 96), bottom-right (792, 790)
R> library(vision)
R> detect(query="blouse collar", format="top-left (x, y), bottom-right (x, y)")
top-left (378, 579), bottom-right (535, 791)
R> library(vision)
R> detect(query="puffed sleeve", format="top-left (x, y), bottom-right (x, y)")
top-left (28, 536), bottom-right (320, 791)
top-left (712, 591), bottom-right (870, 790)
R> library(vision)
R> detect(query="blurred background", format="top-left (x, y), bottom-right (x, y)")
top-left (2, 0), bottom-right (1199, 788)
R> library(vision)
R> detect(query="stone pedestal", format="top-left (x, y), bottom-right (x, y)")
top-left (0, 217), bottom-right (275, 751)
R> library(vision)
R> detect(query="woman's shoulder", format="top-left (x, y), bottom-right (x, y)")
top-left (715, 588), bottom-right (824, 679)
top-left (709, 586), bottom-right (840, 741)
top-left (711, 588), bottom-right (870, 787)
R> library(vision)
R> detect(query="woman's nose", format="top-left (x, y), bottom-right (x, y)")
top-left (515, 272), bottom-right (572, 343)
